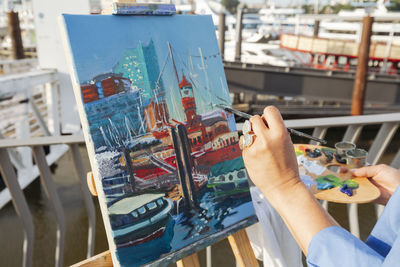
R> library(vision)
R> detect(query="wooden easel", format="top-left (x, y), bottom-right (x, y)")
top-left (71, 173), bottom-right (259, 267)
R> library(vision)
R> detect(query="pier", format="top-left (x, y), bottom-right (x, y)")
top-left (224, 61), bottom-right (400, 106)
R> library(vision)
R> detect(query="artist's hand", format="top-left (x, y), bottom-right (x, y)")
top-left (243, 107), bottom-right (339, 255)
top-left (242, 106), bottom-right (301, 197)
top-left (352, 164), bottom-right (400, 205)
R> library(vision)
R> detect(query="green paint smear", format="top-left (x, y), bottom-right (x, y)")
top-left (316, 175), bottom-right (342, 187)
top-left (342, 179), bottom-right (359, 189)
top-left (296, 151), bottom-right (305, 156)
top-left (316, 174), bottom-right (359, 193)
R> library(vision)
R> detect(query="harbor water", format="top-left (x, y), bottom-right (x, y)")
top-left (117, 191), bottom-right (253, 266)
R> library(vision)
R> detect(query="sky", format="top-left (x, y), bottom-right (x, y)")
top-left (63, 14), bottom-right (231, 121)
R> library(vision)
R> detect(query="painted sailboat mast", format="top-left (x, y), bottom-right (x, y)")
top-left (189, 49), bottom-right (194, 71)
top-left (125, 116), bottom-right (134, 142)
top-left (154, 53), bottom-right (170, 125)
top-left (170, 86), bottom-right (183, 123)
top-left (168, 42), bottom-right (184, 123)
top-left (220, 76), bottom-right (230, 101)
top-left (198, 47), bottom-right (212, 108)
top-left (108, 117), bottom-right (123, 146)
top-left (137, 106), bottom-right (146, 134)
top-left (168, 42), bottom-right (181, 87)
top-left (100, 126), bottom-right (112, 148)
top-left (153, 88), bottom-right (162, 126)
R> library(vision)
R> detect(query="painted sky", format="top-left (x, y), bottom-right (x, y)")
top-left (63, 14), bottom-right (231, 121)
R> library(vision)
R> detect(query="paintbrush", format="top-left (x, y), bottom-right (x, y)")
top-left (215, 104), bottom-right (327, 145)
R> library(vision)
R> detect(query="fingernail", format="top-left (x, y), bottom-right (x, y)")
top-left (350, 169), bottom-right (358, 172)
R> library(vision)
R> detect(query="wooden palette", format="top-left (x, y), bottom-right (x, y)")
top-left (294, 144), bottom-right (380, 204)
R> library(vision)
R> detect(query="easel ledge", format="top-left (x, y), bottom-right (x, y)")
top-left (76, 173), bottom-right (259, 267)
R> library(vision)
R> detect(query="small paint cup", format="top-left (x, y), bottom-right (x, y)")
top-left (335, 141), bottom-right (356, 157)
top-left (346, 148), bottom-right (368, 169)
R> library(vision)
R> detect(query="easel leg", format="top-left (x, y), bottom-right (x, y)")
top-left (228, 229), bottom-right (259, 267)
top-left (176, 253), bottom-right (200, 267)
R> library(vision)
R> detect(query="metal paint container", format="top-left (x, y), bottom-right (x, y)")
top-left (346, 148), bottom-right (368, 169)
top-left (335, 141), bottom-right (356, 157)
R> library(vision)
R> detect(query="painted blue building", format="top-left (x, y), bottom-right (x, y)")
top-left (113, 39), bottom-right (164, 107)
top-left (84, 89), bottom-right (145, 150)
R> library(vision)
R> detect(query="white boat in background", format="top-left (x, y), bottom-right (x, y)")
top-left (299, 0), bottom-right (400, 43)
top-left (258, 4), bottom-right (313, 37)
top-left (224, 41), bottom-right (304, 67)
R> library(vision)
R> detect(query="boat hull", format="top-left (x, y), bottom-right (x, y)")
top-left (115, 214), bottom-right (172, 248)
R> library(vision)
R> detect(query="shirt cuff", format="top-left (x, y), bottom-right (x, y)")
top-left (307, 226), bottom-right (384, 267)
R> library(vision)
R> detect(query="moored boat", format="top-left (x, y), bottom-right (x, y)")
top-left (207, 157), bottom-right (250, 196)
top-left (108, 193), bottom-right (173, 248)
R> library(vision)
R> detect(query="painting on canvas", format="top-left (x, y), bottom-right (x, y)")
top-left (61, 14), bottom-right (255, 266)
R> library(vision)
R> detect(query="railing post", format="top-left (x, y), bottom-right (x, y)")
top-left (0, 148), bottom-right (34, 267)
top-left (206, 246), bottom-right (212, 267)
top-left (0, 132), bottom-right (24, 169)
top-left (367, 122), bottom-right (399, 165)
top-left (218, 12), bottom-right (226, 60)
top-left (313, 20), bottom-right (320, 37)
top-left (390, 148), bottom-right (400, 170)
top-left (351, 16), bottom-right (373, 116)
top-left (310, 127), bottom-right (327, 145)
top-left (367, 122), bottom-right (399, 219)
top-left (29, 97), bottom-right (51, 136)
top-left (342, 124), bottom-right (363, 238)
top-left (69, 144), bottom-right (96, 257)
top-left (7, 11), bottom-right (24, 59)
top-left (31, 146), bottom-right (66, 267)
top-left (45, 81), bottom-right (61, 136)
top-left (234, 7), bottom-right (244, 62)
top-left (16, 119), bottom-right (33, 171)
top-left (342, 125), bottom-right (363, 143)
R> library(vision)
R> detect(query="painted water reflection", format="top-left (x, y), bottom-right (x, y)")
top-left (117, 190), bottom-right (254, 266)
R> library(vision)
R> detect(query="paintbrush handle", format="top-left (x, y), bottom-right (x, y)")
top-left (287, 128), bottom-right (327, 144)
top-left (216, 104), bottom-right (327, 144)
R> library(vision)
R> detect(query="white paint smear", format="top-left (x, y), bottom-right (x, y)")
top-left (297, 155), bottom-right (326, 175)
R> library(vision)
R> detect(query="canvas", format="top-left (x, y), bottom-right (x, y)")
top-left (61, 14), bottom-right (256, 266)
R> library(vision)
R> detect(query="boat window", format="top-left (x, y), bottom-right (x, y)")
top-left (193, 138), bottom-right (197, 145)
top-left (138, 206), bottom-right (146, 215)
top-left (157, 199), bottom-right (163, 206)
top-left (131, 211), bottom-right (139, 218)
top-left (243, 23), bottom-right (259, 30)
top-left (238, 171), bottom-right (246, 179)
top-left (229, 175), bottom-right (233, 181)
top-left (219, 175), bottom-right (225, 182)
top-left (197, 136), bottom-right (202, 143)
top-left (147, 202), bottom-right (157, 210)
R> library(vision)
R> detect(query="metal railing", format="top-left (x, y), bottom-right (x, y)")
top-left (0, 69), bottom-right (69, 209)
top-left (0, 135), bottom-right (95, 267)
top-left (0, 59), bottom-right (38, 75)
top-left (0, 112), bottom-right (399, 266)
